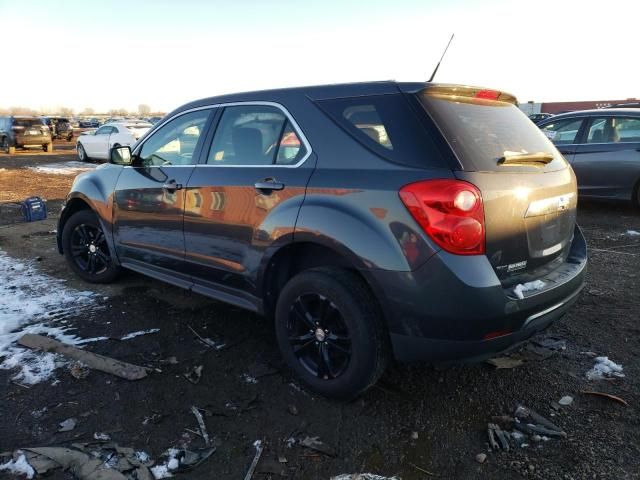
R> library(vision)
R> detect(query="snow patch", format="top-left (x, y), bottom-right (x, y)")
top-left (626, 230), bottom-right (640, 236)
top-left (0, 453), bottom-right (35, 479)
top-left (0, 249), bottom-right (97, 384)
top-left (586, 356), bottom-right (625, 380)
top-left (28, 161), bottom-right (96, 175)
top-left (151, 448), bottom-right (180, 479)
top-left (513, 280), bottom-right (546, 300)
top-left (241, 373), bottom-right (258, 384)
top-left (120, 328), bottom-right (160, 340)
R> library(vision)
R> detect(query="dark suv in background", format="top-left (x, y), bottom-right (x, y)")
top-left (44, 116), bottom-right (74, 141)
top-left (0, 116), bottom-right (53, 153)
top-left (57, 82), bottom-right (587, 398)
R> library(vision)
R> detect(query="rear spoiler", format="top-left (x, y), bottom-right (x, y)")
top-left (420, 84), bottom-right (518, 105)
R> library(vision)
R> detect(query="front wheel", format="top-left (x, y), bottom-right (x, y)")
top-left (62, 210), bottom-right (121, 283)
top-left (275, 267), bottom-right (389, 399)
top-left (77, 143), bottom-right (89, 162)
top-left (43, 142), bottom-right (53, 153)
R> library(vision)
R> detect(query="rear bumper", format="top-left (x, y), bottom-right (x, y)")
top-left (16, 135), bottom-right (50, 146)
top-left (367, 225), bottom-right (587, 363)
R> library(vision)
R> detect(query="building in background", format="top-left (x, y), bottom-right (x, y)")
top-left (519, 98), bottom-right (639, 115)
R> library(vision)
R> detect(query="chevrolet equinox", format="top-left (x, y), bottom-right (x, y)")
top-left (57, 82), bottom-right (587, 398)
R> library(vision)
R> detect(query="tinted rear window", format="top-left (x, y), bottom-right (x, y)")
top-left (417, 91), bottom-right (567, 172)
top-left (14, 118), bottom-right (44, 127)
top-left (316, 94), bottom-right (446, 168)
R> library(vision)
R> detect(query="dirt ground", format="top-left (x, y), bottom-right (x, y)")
top-left (1, 145), bottom-right (639, 479)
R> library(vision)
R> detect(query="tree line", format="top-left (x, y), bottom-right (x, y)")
top-left (0, 104), bottom-right (163, 117)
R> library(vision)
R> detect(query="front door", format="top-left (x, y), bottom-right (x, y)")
top-left (84, 125), bottom-right (114, 159)
top-left (113, 109), bottom-right (213, 278)
top-left (183, 104), bottom-right (315, 304)
top-left (539, 117), bottom-right (585, 166)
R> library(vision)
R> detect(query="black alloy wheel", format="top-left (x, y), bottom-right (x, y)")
top-left (275, 267), bottom-right (388, 399)
top-left (62, 210), bottom-right (121, 283)
top-left (287, 293), bottom-right (352, 380)
top-left (70, 222), bottom-right (110, 275)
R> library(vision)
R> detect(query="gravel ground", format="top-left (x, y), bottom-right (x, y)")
top-left (0, 150), bottom-right (639, 479)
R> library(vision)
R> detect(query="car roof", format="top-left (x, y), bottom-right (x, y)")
top-left (545, 108), bottom-right (640, 120)
top-left (169, 80), bottom-right (445, 114)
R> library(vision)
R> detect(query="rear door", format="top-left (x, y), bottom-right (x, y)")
top-left (113, 109), bottom-right (213, 278)
top-left (416, 87), bottom-right (578, 282)
top-left (183, 103), bottom-right (315, 301)
top-left (572, 116), bottom-right (640, 199)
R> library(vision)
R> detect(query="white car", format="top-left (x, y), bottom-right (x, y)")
top-left (76, 121), bottom-right (152, 162)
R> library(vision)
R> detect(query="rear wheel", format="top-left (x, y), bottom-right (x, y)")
top-left (44, 142), bottom-right (53, 153)
top-left (275, 267), bottom-right (388, 399)
top-left (62, 210), bottom-right (121, 283)
top-left (77, 143), bottom-right (89, 162)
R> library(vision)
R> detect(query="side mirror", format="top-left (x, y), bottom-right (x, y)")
top-left (110, 145), bottom-right (133, 165)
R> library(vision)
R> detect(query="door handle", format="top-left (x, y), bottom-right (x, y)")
top-left (254, 179), bottom-right (285, 192)
top-left (162, 180), bottom-right (183, 191)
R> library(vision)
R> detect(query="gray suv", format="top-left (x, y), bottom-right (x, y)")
top-left (0, 116), bottom-right (53, 153)
top-left (56, 82), bottom-right (587, 398)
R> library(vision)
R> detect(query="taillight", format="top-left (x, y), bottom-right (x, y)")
top-left (399, 179), bottom-right (485, 255)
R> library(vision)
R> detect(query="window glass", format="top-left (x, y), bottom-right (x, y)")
top-left (539, 118), bottom-right (583, 145)
top-left (585, 117), bottom-right (640, 144)
top-left (207, 106), bottom-right (288, 165)
top-left (139, 109), bottom-right (210, 166)
top-left (317, 94), bottom-right (447, 168)
top-left (95, 126), bottom-right (112, 135)
top-left (276, 121), bottom-right (307, 165)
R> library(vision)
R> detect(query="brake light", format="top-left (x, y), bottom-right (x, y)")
top-left (475, 89), bottom-right (500, 100)
top-left (399, 179), bottom-right (485, 255)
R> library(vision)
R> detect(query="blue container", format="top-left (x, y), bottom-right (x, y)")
top-left (21, 196), bottom-right (47, 222)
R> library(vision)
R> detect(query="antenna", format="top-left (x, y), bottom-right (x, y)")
top-left (427, 33), bottom-right (455, 83)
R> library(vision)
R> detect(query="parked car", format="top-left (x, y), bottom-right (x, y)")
top-left (76, 121), bottom-right (152, 162)
top-left (57, 82), bottom-right (587, 398)
top-left (0, 116), bottom-right (52, 154)
top-left (528, 113), bottom-right (554, 123)
top-left (537, 108), bottom-right (640, 206)
top-left (43, 116), bottom-right (74, 141)
top-left (79, 118), bottom-right (100, 128)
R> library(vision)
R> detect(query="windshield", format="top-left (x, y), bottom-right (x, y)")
top-left (417, 91), bottom-right (567, 172)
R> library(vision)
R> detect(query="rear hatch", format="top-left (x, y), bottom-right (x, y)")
top-left (414, 85), bottom-right (577, 284)
top-left (14, 118), bottom-right (49, 139)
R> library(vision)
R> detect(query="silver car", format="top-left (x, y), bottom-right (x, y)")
top-left (537, 108), bottom-right (640, 207)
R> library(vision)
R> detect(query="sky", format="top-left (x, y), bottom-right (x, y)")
top-left (1, 0), bottom-right (639, 113)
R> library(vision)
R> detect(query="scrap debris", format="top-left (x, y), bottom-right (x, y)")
top-left (299, 436), bottom-right (337, 457)
top-left (18, 334), bottom-right (148, 381)
top-left (0, 443), bottom-right (214, 480)
top-left (580, 390), bottom-right (629, 407)
top-left (486, 334), bottom-right (566, 369)
top-left (183, 365), bottom-right (203, 384)
top-left (331, 475), bottom-right (401, 480)
top-left (243, 440), bottom-right (264, 480)
top-left (487, 405), bottom-right (565, 451)
top-left (190, 406), bottom-right (211, 447)
top-left (58, 418), bottom-right (77, 433)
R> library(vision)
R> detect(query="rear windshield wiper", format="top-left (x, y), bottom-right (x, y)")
top-left (498, 152), bottom-right (554, 166)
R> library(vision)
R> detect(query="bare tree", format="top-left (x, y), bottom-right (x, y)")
top-left (80, 107), bottom-right (95, 116)
top-left (58, 107), bottom-right (75, 117)
top-left (138, 104), bottom-right (151, 117)
top-left (9, 106), bottom-right (39, 115)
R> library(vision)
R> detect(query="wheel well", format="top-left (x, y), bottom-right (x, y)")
top-left (60, 198), bottom-right (92, 236)
top-left (262, 242), bottom-right (372, 317)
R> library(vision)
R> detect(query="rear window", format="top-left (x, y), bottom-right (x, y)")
top-left (14, 118), bottom-right (44, 127)
top-left (316, 94), bottom-right (447, 168)
top-left (417, 91), bottom-right (567, 172)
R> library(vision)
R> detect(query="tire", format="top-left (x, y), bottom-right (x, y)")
top-left (77, 142), bottom-right (89, 162)
top-left (44, 142), bottom-right (53, 153)
top-left (3, 137), bottom-right (15, 155)
top-left (62, 210), bottom-right (121, 283)
top-left (275, 267), bottom-right (389, 399)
